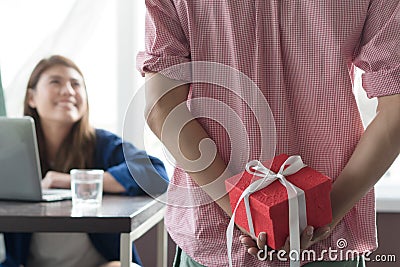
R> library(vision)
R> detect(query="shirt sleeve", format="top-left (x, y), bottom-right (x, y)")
top-left (94, 129), bottom-right (169, 196)
top-left (352, 0), bottom-right (400, 98)
top-left (136, 0), bottom-right (191, 77)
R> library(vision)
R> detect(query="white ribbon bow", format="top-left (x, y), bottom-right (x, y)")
top-left (226, 155), bottom-right (308, 267)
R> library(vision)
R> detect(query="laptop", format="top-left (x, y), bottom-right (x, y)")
top-left (0, 117), bottom-right (71, 202)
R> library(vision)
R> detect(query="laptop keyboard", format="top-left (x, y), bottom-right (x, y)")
top-left (42, 189), bottom-right (72, 201)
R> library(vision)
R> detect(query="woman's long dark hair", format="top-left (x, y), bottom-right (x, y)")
top-left (23, 55), bottom-right (96, 175)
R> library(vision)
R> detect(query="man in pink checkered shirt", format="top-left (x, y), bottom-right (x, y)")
top-left (138, 1), bottom-right (400, 266)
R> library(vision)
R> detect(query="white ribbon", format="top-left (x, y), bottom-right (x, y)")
top-left (226, 155), bottom-right (308, 267)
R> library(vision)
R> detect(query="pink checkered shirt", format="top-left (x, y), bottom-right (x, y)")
top-left (138, 1), bottom-right (400, 266)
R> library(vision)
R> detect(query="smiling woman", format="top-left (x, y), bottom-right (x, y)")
top-left (0, 1), bottom-right (169, 266)
top-left (1, 55), bottom-right (169, 267)
top-left (0, 0), bottom-right (151, 148)
top-left (27, 60), bottom-right (87, 123)
top-left (24, 56), bottom-right (94, 174)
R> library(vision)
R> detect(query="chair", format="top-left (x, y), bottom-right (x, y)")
top-left (0, 67), bottom-right (6, 116)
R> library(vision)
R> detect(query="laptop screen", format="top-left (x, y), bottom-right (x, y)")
top-left (0, 117), bottom-right (45, 201)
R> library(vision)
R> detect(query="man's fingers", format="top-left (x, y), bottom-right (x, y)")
top-left (240, 233), bottom-right (269, 259)
top-left (300, 226), bottom-right (314, 249)
top-left (247, 246), bottom-right (259, 256)
top-left (311, 225), bottom-right (331, 242)
top-left (257, 232), bottom-right (267, 250)
top-left (239, 235), bottom-right (256, 248)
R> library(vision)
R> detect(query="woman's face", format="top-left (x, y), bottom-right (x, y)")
top-left (28, 64), bottom-right (87, 127)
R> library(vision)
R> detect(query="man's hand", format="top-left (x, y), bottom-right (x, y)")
top-left (239, 225), bottom-right (331, 260)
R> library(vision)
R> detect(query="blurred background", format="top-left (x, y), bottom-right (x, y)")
top-left (0, 0), bottom-right (175, 177)
top-left (0, 1), bottom-right (399, 266)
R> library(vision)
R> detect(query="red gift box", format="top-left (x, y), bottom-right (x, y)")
top-left (225, 154), bottom-right (332, 250)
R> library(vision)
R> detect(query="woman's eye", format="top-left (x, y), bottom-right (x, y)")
top-left (50, 80), bottom-right (60, 84)
top-left (70, 80), bottom-right (82, 88)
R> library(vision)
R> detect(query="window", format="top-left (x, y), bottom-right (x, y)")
top-left (0, 0), bottom-right (117, 132)
top-left (0, 0), bottom-right (174, 177)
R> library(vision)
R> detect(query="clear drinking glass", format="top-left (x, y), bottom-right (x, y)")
top-left (70, 169), bottom-right (104, 207)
